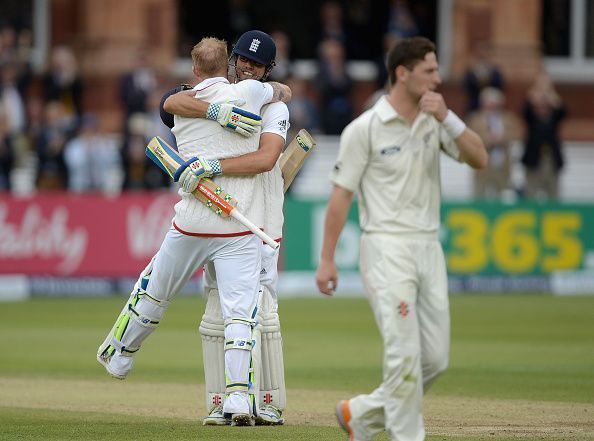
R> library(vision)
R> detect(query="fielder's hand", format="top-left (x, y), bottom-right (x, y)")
top-left (316, 259), bottom-right (338, 296)
top-left (175, 156), bottom-right (222, 193)
top-left (206, 102), bottom-right (262, 137)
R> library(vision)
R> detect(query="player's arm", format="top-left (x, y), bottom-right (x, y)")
top-left (218, 132), bottom-right (284, 175)
top-left (316, 185), bottom-right (354, 296)
top-left (162, 89), bottom-right (209, 118)
top-left (161, 88), bottom-right (262, 137)
top-left (420, 91), bottom-right (488, 169)
top-left (267, 82), bottom-right (292, 103)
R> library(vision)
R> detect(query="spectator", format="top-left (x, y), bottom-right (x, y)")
top-left (285, 75), bottom-right (320, 142)
top-left (144, 89), bottom-right (177, 148)
top-left (0, 108), bottom-right (14, 191)
top-left (268, 30), bottom-right (292, 82)
top-left (315, 1), bottom-right (353, 57)
top-left (0, 25), bottom-right (32, 98)
top-left (42, 46), bottom-right (84, 124)
top-left (120, 113), bottom-right (170, 190)
top-left (467, 87), bottom-right (522, 200)
top-left (314, 38), bottom-right (353, 135)
top-left (521, 72), bottom-right (567, 200)
top-left (119, 47), bottom-right (158, 126)
top-left (35, 101), bottom-right (73, 190)
top-left (386, 0), bottom-right (419, 40)
top-left (463, 41), bottom-right (504, 116)
top-left (0, 61), bottom-right (27, 138)
top-left (63, 113), bottom-right (122, 194)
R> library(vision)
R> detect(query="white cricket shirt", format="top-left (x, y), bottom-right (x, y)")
top-left (331, 95), bottom-right (461, 238)
top-left (172, 77), bottom-right (273, 235)
top-left (260, 101), bottom-right (289, 240)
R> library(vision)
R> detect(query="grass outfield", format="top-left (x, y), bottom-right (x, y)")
top-left (1, 294), bottom-right (593, 440)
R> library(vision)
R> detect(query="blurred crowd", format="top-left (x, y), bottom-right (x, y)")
top-left (0, 0), bottom-right (568, 201)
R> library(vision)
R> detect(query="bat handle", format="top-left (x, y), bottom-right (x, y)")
top-left (230, 210), bottom-right (280, 250)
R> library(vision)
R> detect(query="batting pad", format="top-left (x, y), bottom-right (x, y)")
top-left (98, 257), bottom-right (166, 360)
top-left (199, 288), bottom-right (226, 412)
top-left (259, 286), bottom-right (286, 410)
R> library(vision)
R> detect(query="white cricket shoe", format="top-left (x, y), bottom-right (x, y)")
top-left (202, 405), bottom-right (230, 426)
top-left (255, 404), bottom-right (284, 425)
top-left (223, 392), bottom-right (254, 426)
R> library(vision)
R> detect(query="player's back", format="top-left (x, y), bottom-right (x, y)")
top-left (172, 77), bottom-right (272, 236)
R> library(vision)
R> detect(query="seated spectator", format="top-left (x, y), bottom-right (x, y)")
top-left (467, 87), bottom-right (522, 200)
top-left (63, 113), bottom-right (122, 194)
top-left (314, 38), bottom-right (353, 135)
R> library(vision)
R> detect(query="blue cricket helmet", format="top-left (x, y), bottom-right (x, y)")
top-left (231, 30), bottom-right (276, 80)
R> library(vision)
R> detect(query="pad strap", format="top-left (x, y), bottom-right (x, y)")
top-left (109, 336), bottom-right (139, 356)
top-left (224, 338), bottom-right (253, 351)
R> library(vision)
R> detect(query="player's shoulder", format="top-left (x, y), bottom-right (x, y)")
top-left (236, 79), bottom-right (269, 93)
top-left (262, 101), bottom-right (289, 118)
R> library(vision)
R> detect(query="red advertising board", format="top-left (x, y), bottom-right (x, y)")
top-left (0, 192), bottom-right (179, 276)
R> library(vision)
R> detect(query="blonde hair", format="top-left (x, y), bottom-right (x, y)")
top-left (191, 37), bottom-right (228, 77)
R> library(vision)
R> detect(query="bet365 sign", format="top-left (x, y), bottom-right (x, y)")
top-left (282, 199), bottom-right (594, 276)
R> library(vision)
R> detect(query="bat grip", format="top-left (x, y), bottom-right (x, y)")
top-left (230, 210), bottom-right (280, 250)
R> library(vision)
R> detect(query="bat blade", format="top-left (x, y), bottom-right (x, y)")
top-left (146, 136), bottom-right (184, 179)
top-left (279, 129), bottom-right (316, 193)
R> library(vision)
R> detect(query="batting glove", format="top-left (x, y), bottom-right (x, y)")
top-left (206, 102), bottom-right (262, 137)
top-left (174, 156), bottom-right (222, 193)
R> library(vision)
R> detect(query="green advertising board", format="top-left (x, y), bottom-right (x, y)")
top-left (282, 197), bottom-right (594, 292)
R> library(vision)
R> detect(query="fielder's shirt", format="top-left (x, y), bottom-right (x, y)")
top-left (331, 95), bottom-right (461, 238)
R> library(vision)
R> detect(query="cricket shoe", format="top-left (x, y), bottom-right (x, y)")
top-left (336, 400), bottom-right (355, 441)
top-left (223, 392), bottom-right (254, 426)
top-left (255, 404), bottom-right (284, 425)
top-left (96, 350), bottom-right (133, 380)
top-left (202, 405), bottom-right (230, 426)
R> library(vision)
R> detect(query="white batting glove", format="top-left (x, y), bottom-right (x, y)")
top-left (174, 156), bottom-right (222, 193)
top-left (206, 102), bottom-right (262, 137)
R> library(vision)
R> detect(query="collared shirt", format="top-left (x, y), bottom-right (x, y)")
top-left (331, 95), bottom-right (461, 238)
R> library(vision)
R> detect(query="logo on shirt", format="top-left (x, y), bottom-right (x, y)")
top-left (249, 39), bottom-right (261, 52)
top-left (380, 145), bottom-right (401, 155)
top-left (398, 301), bottom-right (409, 317)
top-left (333, 161), bottom-right (342, 172)
top-left (277, 119), bottom-right (288, 133)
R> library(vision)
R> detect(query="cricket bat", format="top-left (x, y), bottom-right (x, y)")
top-left (279, 129), bottom-right (316, 193)
top-left (146, 136), bottom-right (279, 250)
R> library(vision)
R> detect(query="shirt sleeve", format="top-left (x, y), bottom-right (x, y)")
top-left (261, 102), bottom-right (289, 141)
top-left (242, 79), bottom-right (274, 109)
top-left (330, 119), bottom-right (370, 193)
top-left (438, 123), bottom-right (462, 162)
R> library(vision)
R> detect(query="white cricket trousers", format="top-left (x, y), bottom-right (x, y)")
top-left (349, 233), bottom-right (450, 441)
top-left (150, 228), bottom-right (261, 321)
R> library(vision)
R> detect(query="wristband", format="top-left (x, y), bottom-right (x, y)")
top-left (208, 159), bottom-right (222, 176)
top-left (441, 110), bottom-right (466, 139)
top-left (206, 103), bottom-right (220, 121)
